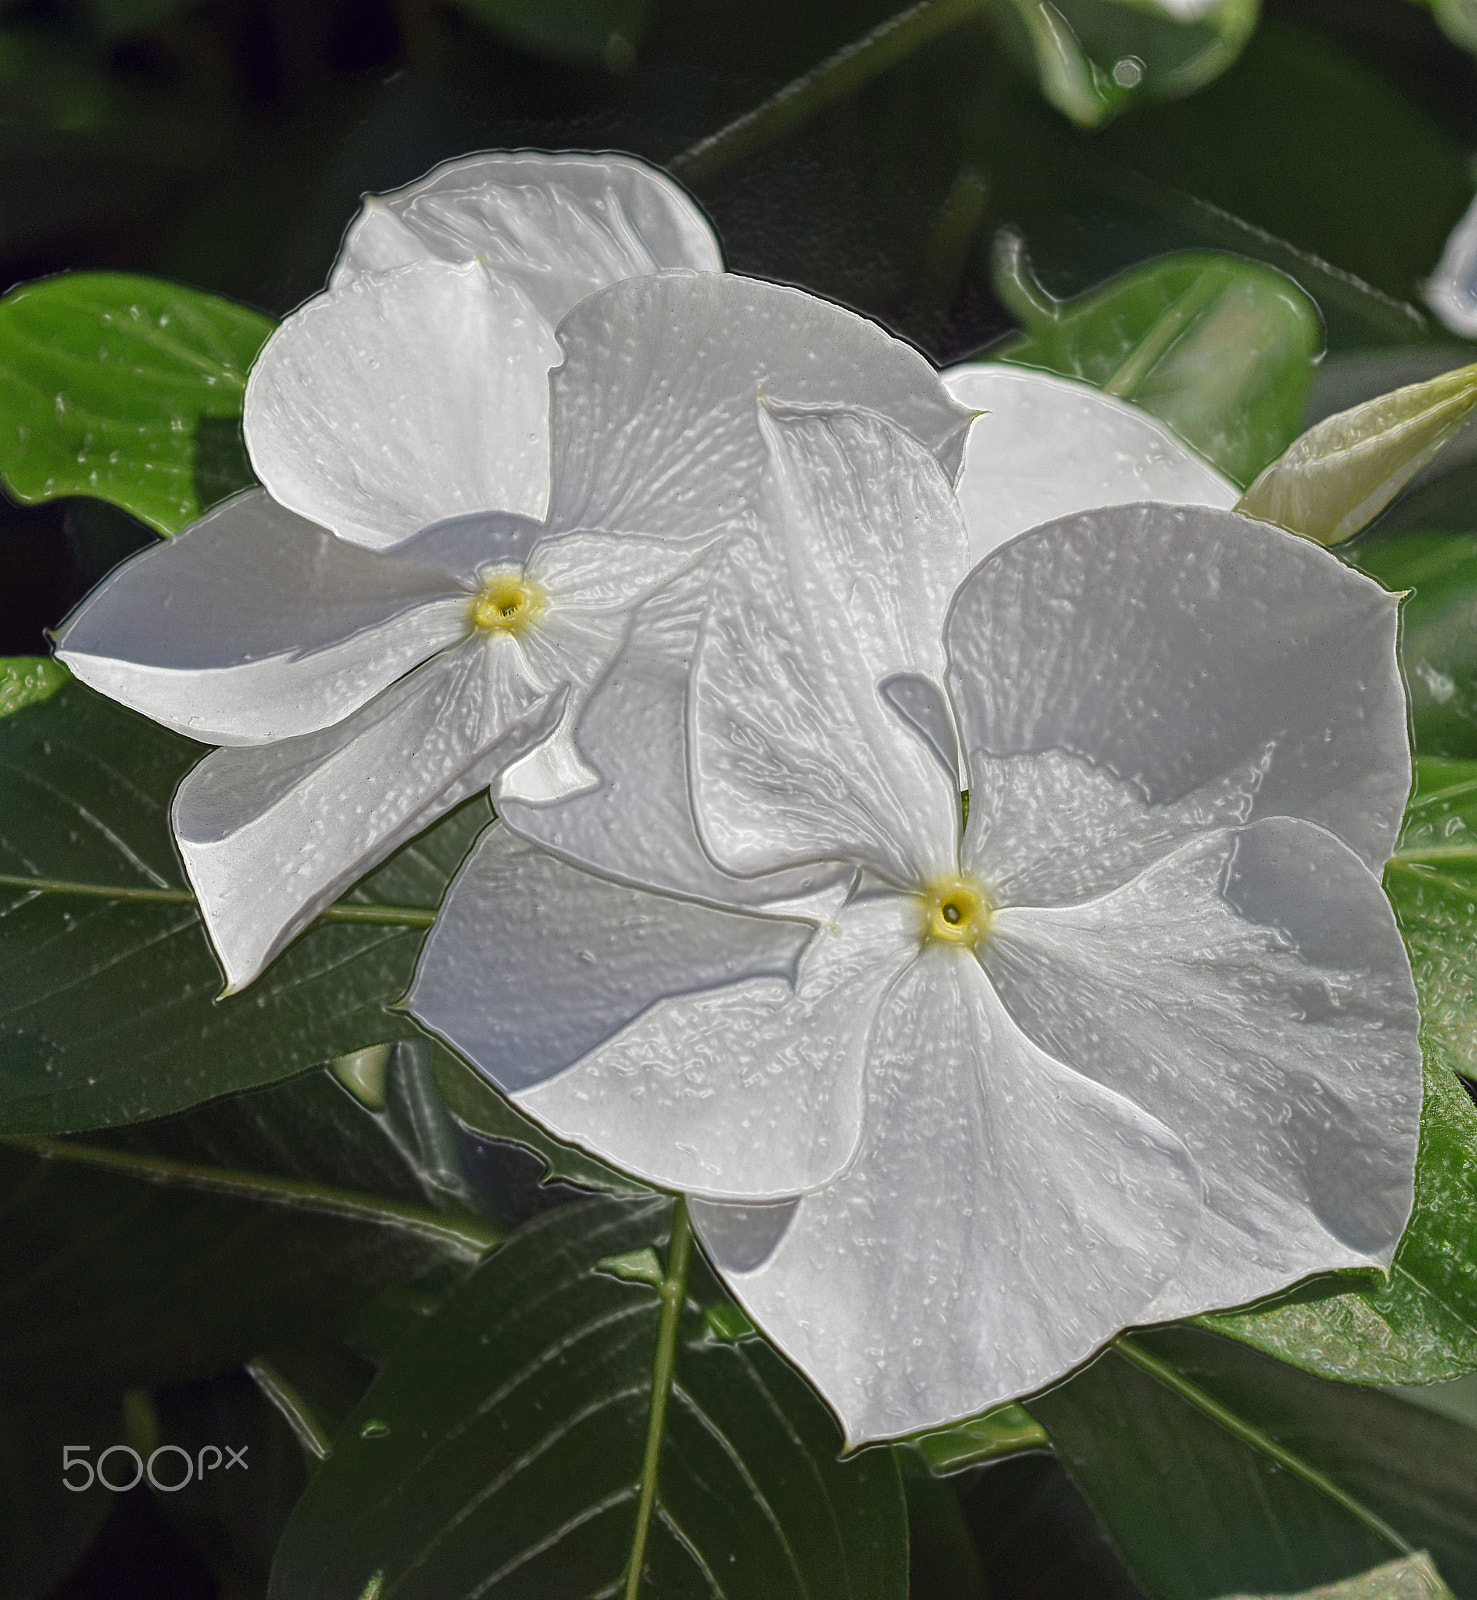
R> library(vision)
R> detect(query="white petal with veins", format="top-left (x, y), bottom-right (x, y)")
top-left (245, 259), bottom-right (558, 547)
top-left (54, 490), bottom-right (466, 746)
top-left (983, 818), bottom-right (1422, 1320)
top-left (697, 946), bottom-right (1201, 1443)
top-left (175, 638), bottom-right (557, 990)
top-left (942, 364), bottom-right (1236, 565)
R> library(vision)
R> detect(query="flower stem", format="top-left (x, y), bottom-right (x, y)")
top-left (6, 1136), bottom-right (503, 1260)
top-left (669, 0), bottom-right (989, 186)
top-left (1111, 1335), bottom-right (1413, 1555)
top-left (623, 1198), bottom-right (694, 1600)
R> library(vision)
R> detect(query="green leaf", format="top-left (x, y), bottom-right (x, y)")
top-left (0, 656), bottom-right (68, 721)
top-left (1202, 1033), bottom-right (1477, 1384)
top-left (1239, 361), bottom-right (1477, 544)
top-left (1433, 0), bottom-right (1477, 54)
top-left (984, 0), bottom-right (1258, 130)
top-left (0, 682), bottom-right (485, 1135)
top-left (1383, 759), bottom-right (1477, 1078)
top-left (449, 0), bottom-right (651, 71)
top-left (910, 1402), bottom-right (1050, 1474)
top-left (0, 272), bottom-right (273, 536)
top-left (991, 237), bottom-right (1322, 485)
top-left (431, 1041), bottom-right (652, 1198)
top-left (0, 1068), bottom-right (502, 1396)
top-left (1027, 1326), bottom-right (1477, 1598)
top-left (0, 1393), bottom-right (123, 1600)
top-left (268, 1194), bottom-right (909, 1600)
top-left (1215, 1551), bottom-right (1456, 1600)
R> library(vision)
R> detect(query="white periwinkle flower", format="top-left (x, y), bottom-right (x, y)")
top-left (1426, 186), bottom-right (1477, 340)
top-left (53, 177), bottom-right (972, 990)
top-left (410, 395), bottom-right (1423, 1444)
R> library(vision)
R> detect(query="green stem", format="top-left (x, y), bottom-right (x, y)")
top-left (623, 1199), bottom-right (694, 1600)
top-left (669, 0), bottom-right (988, 185)
top-left (7, 1136), bottom-right (502, 1260)
top-left (246, 1355), bottom-right (335, 1462)
top-left (0, 874), bottom-right (434, 927)
top-left (1111, 1335), bottom-right (1414, 1556)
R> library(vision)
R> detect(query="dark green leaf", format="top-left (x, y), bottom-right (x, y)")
top-left (0, 273), bottom-right (272, 536)
top-left (0, 1393), bottom-right (122, 1600)
top-left (269, 1195), bottom-right (909, 1600)
top-left (1028, 1326), bottom-right (1477, 1598)
top-left (899, 1459), bottom-right (989, 1600)
top-left (0, 1066), bottom-right (502, 1397)
top-left (0, 681), bottom-right (482, 1135)
top-left (431, 1041), bottom-right (651, 1198)
top-left (1203, 1034), bottom-right (1477, 1384)
top-left (449, 0), bottom-right (651, 71)
top-left (990, 237), bottom-right (1321, 485)
top-left (1348, 497), bottom-right (1477, 760)
top-left (1383, 759), bottom-right (1477, 1077)
top-left (984, 0), bottom-right (1257, 130)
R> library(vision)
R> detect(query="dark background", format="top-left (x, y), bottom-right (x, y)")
top-left (2, 1), bottom-right (1475, 1592)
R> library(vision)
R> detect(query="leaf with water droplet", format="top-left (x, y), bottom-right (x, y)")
top-left (0, 273), bottom-right (274, 536)
top-left (991, 235), bottom-right (1321, 486)
top-left (1239, 361), bottom-right (1477, 545)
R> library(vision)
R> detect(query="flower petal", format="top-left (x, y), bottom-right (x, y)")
top-left (982, 817), bottom-right (1423, 1321)
top-left (513, 892), bottom-right (915, 1198)
top-left (408, 826), bottom-right (889, 1197)
top-left (694, 946), bottom-right (1201, 1444)
top-left (545, 272), bottom-right (974, 541)
top-left (54, 489), bottom-right (465, 745)
top-left (330, 151), bottom-right (722, 315)
top-left (244, 260), bottom-right (558, 548)
top-left (1426, 188), bottom-right (1477, 340)
top-left (499, 564), bottom-right (845, 909)
top-left (175, 639), bottom-right (557, 990)
top-left (691, 403), bottom-right (965, 886)
top-left (947, 502), bottom-right (1409, 902)
top-left (941, 364), bottom-right (1237, 565)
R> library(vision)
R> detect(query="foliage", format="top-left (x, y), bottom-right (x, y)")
top-left (2, 1), bottom-right (1477, 1597)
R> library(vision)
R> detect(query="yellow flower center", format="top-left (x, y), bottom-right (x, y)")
top-left (468, 568), bottom-right (544, 636)
top-left (917, 876), bottom-right (993, 949)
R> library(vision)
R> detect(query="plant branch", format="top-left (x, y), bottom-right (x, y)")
top-left (669, 0), bottom-right (988, 186)
top-left (0, 873), bottom-right (434, 927)
top-left (1111, 1335), bottom-right (1414, 1556)
top-left (6, 1136), bottom-right (502, 1260)
top-left (623, 1199), bottom-right (694, 1600)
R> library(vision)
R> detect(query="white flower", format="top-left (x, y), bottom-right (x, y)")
top-left (54, 204), bottom-right (972, 990)
top-left (1426, 186), bottom-right (1477, 340)
top-left (409, 395), bottom-right (1422, 1444)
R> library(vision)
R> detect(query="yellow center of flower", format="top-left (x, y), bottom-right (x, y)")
top-left (468, 568), bottom-right (543, 635)
top-left (917, 876), bottom-right (993, 949)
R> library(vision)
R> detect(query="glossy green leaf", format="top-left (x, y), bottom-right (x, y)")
top-left (985, 0), bottom-right (1258, 129)
top-left (0, 656), bottom-right (67, 721)
top-left (1202, 1034), bottom-right (1477, 1384)
top-left (1382, 759), bottom-right (1477, 1077)
top-left (268, 1195), bottom-right (908, 1600)
top-left (0, 1394), bottom-right (122, 1600)
top-left (0, 272), bottom-right (272, 536)
top-left (1239, 361), bottom-right (1477, 544)
top-left (0, 1066), bottom-right (501, 1397)
top-left (991, 237), bottom-right (1321, 485)
top-left (449, 0), bottom-right (651, 71)
top-left (1028, 1326), bottom-right (1477, 1598)
top-left (1216, 1551), bottom-right (1455, 1600)
top-left (911, 1402), bottom-right (1050, 1474)
top-left (431, 1041), bottom-right (651, 1198)
top-left (899, 1461), bottom-right (990, 1600)
top-left (0, 680), bottom-right (479, 1136)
